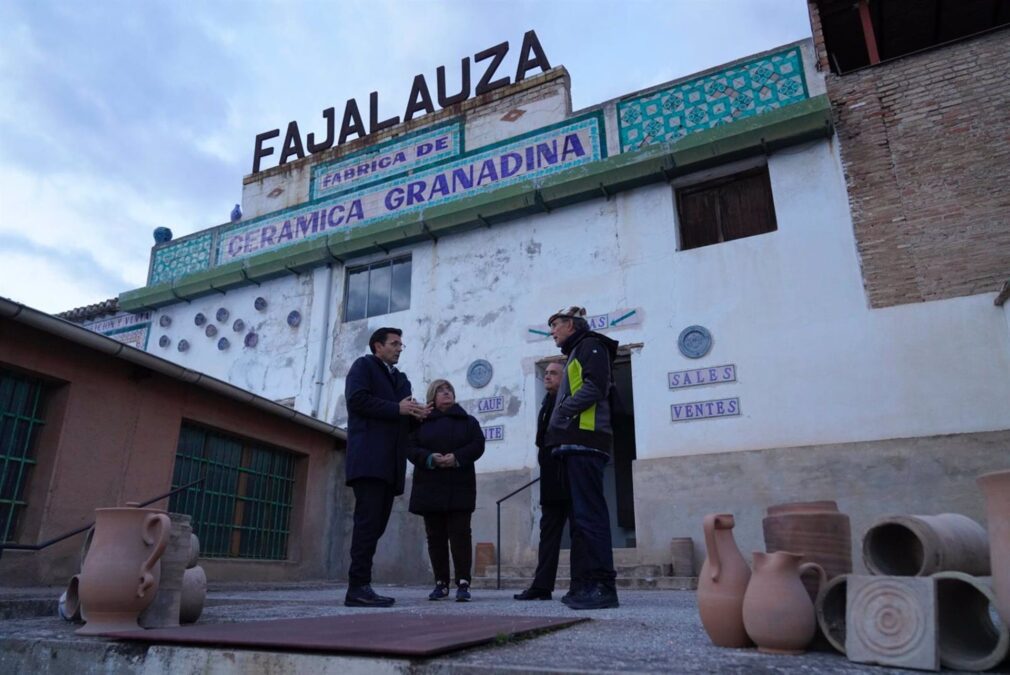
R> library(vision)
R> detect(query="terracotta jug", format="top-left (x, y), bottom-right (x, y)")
top-left (697, 514), bottom-right (752, 648)
top-left (978, 469), bottom-right (1010, 626)
top-left (742, 551), bottom-right (826, 654)
top-left (76, 507), bottom-right (170, 635)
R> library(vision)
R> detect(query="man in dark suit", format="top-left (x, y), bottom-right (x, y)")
top-left (344, 327), bottom-right (429, 607)
top-left (514, 361), bottom-right (573, 601)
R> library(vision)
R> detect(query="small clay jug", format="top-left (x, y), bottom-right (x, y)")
top-left (742, 551), bottom-right (826, 655)
top-left (978, 469), bottom-right (1010, 626)
top-left (76, 507), bottom-right (170, 635)
top-left (698, 514), bottom-right (752, 648)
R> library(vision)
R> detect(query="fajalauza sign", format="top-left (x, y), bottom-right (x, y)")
top-left (251, 30), bottom-right (552, 175)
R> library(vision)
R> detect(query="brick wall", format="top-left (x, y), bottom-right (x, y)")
top-left (807, 5), bottom-right (1010, 307)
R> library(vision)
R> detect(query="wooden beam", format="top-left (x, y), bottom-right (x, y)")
top-left (858, 0), bottom-right (881, 64)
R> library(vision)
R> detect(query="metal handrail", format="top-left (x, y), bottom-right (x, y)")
top-left (0, 477), bottom-right (205, 562)
top-left (495, 477), bottom-right (539, 589)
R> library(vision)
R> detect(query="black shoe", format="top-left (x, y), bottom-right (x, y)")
top-left (566, 583), bottom-right (619, 610)
top-left (561, 581), bottom-right (583, 606)
top-left (455, 580), bottom-right (471, 602)
top-left (513, 587), bottom-right (552, 601)
top-left (344, 584), bottom-right (395, 607)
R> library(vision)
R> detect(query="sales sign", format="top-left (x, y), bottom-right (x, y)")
top-left (671, 397), bottom-right (740, 422)
top-left (477, 396), bottom-right (505, 413)
top-left (483, 425), bottom-right (505, 441)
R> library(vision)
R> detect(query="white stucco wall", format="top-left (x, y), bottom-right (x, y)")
top-left (138, 35), bottom-right (1010, 476)
top-left (146, 133), bottom-right (1010, 473)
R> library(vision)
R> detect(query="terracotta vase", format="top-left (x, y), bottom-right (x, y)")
top-left (742, 551), bottom-right (826, 655)
top-left (762, 500), bottom-right (851, 601)
top-left (862, 513), bottom-right (989, 576)
top-left (978, 469), bottom-right (1010, 626)
top-left (76, 507), bottom-right (170, 635)
top-left (697, 514), bottom-right (752, 648)
top-left (670, 537), bottom-right (695, 576)
top-left (179, 565), bottom-right (207, 624)
top-left (474, 542), bottom-right (495, 577)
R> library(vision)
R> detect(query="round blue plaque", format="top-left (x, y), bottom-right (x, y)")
top-left (678, 325), bottom-right (712, 359)
top-left (466, 360), bottom-right (493, 389)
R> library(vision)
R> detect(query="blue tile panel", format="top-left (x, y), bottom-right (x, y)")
top-left (618, 47), bottom-right (808, 153)
top-left (149, 233), bottom-right (214, 285)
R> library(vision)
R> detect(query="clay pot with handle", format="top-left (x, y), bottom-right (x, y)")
top-left (742, 551), bottom-right (827, 655)
top-left (76, 507), bottom-right (170, 635)
top-left (978, 469), bottom-right (1010, 626)
top-left (697, 514), bottom-right (752, 648)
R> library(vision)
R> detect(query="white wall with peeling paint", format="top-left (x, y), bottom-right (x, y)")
top-left (146, 132), bottom-right (1010, 473)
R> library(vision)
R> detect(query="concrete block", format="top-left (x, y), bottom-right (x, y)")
top-left (845, 575), bottom-right (938, 671)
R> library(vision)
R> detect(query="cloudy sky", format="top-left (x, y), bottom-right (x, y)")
top-left (0, 0), bottom-right (812, 314)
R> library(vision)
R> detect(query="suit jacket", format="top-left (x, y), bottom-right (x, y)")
top-left (536, 392), bottom-right (568, 504)
top-left (344, 354), bottom-right (413, 495)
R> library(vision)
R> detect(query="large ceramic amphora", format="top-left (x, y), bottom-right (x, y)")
top-left (698, 514), bottom-right (752, 648)
top-left (742, 551), bottom-right (826, 655)
top-left (77, 507), bottom-right (170, 635)
top-left (978, 469), bottom-right (1010, 626)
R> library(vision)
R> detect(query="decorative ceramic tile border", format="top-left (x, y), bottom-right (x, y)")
top-left (82, 312), bottom-right (153, 350)
top-left (149, 233), bottom-right (214, 286)
top-left (618, 47), bottom-right (807, 152)
top-left (217, 112), bottom-right (605, 265)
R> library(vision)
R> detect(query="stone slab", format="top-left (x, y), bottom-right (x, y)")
top-left (845, 575), bottom-right (938, 671)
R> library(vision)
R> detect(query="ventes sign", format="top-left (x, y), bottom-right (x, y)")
top-left (251, 30), bottom-right (552, 175)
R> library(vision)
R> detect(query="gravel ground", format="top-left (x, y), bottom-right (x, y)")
top-left (0, 584), bottom-right (1000, 674)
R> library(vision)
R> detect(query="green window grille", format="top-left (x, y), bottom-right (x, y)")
top-left (0, 369), bottom-right (47, 544)
top-left (168, 424), bottom-right (297, 560)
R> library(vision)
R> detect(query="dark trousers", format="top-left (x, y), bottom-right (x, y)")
top-left (531, 501), bottom-right (571, 592)
top-left (423, 511), bottom-right (473, 585)
top-left (348, 479), bottom-right (395, 587)
top-left (564, 454), bottom-right (616, 591)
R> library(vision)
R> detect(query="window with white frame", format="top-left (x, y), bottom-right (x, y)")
top-left (343, 255), bottom-right (411, 322)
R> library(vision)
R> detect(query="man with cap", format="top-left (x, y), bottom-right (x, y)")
top-left (545, 306), bottom-right (620, 610)
top-left (514, 360), bottom-right (573, 602)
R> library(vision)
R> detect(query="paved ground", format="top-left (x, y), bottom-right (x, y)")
top-left (0, 583), bottom-right (1001, 674)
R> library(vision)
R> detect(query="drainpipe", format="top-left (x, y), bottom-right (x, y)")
top-left (311, 263), bottom-right (336, 418)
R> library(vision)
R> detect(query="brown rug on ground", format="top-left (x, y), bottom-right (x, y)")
top-left (105, 613), bottom-right (587, 657)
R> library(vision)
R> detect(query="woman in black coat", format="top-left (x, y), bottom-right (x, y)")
top-left (408, 378), bottom-right (485, 601)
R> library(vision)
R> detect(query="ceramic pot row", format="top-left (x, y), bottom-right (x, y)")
top-left (698, 513), bottom-right (827, 654)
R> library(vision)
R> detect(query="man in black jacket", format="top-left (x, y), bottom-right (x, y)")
top-left (343, 327), bottom-right (429, 607)
top-left (545, 306), bottom-right (620, 610)
top-left (514, 361), bottom-right (572, 601)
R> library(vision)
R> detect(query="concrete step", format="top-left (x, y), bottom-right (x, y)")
top-left (469, 576), bottom-right (697, 591)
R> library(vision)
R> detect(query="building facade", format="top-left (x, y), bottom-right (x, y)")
top-left (63, 17), bottom-right (1009, 582)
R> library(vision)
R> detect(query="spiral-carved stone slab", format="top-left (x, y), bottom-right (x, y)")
top-left (846, 575), bottom-right (938, 671)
